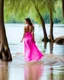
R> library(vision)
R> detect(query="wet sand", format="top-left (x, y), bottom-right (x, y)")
top-left (0, 54), bottom-right (64, 80)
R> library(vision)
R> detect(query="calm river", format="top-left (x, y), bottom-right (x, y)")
top-left (0, 23), bottom-right (64, 80)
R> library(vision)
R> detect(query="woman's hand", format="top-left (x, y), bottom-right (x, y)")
top-left (20, 39), bottom-right (23, 43)
top-left (32, 38), bottom-right (36, 43)
top-left (34, 40), bottom-right (36, 43)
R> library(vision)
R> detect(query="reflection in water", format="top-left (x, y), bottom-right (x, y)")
top-left (44, 42), bottom-right (47, 52)
top-left (0, 61), bottom-right (64, 80)
top-left (49, 42), bottom-right (53, 54)
top-left (54, 66), bottom-right (64, 80)
top-left (43, 41), bottom-right (64, 55)
top-left (43, 42), bottom-right (54, 54)
top-left (0, 61), bottom-right (8, 80)
top-left (48, 66), bottom-right (64, 80)
top-left (49, 67), bottom-right (53, 80)
top-left (24, 62), bottom-right (43, 80)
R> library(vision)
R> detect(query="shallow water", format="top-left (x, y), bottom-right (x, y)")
top-left (5, 23), bottom-right (64, 55)
top-left (0, 23), bottom-right (63, 80)
top-left (0, 58), bottom-right (64, 80)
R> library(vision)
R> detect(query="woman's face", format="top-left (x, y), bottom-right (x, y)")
top-left (25, 20), bottom-right (28, 24)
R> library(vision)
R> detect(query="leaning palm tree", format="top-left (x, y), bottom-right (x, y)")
top-left (0, 0), bottom-right (12, 61)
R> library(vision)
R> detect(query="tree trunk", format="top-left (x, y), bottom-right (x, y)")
top-left (39, 14), bottom-right (49, 42)
top-left (32, 1), bottom-right (49, 42)
top-left (0, 0), bottom-right (12, 61)
top-left (62, 0), bottom-right (64, 17)
top-left (50, 11), bottom-right (54, 42)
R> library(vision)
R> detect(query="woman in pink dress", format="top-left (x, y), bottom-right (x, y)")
top-left (21, 18), bottom-right (44, 62)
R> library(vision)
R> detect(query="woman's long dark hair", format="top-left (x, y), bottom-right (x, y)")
top-left (25, 18), bottom-right (33, 26)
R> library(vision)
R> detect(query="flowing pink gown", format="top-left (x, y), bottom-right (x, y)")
top-left (23, 32), bottom-right (44, 62)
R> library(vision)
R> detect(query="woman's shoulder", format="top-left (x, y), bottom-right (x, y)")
top-left (24, 26), bottom-right (27, 32)
top-left (24, 26), bottom-right (27, 30)
top-left (24, 26), bottom-right (28, 32)
top-left (24, 26), bottom-right (27, 28)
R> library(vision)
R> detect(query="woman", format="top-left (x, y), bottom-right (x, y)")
top-left (21, 18), bottom-right (44, 62)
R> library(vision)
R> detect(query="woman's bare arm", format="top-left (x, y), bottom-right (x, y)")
top-left (21, 27), bottom-right (26, 42)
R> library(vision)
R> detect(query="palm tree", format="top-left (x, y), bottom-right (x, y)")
top-left (0, 0), bottom-right (12, 61)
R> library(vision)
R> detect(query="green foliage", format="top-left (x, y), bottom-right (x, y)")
top-left (53, 0), bottom-right (62, 23)
top-left (4, 0), bottom-right (63, 23)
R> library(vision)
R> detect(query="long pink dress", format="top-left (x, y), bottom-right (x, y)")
top-left (23, 32), bottom-right (44, 62)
